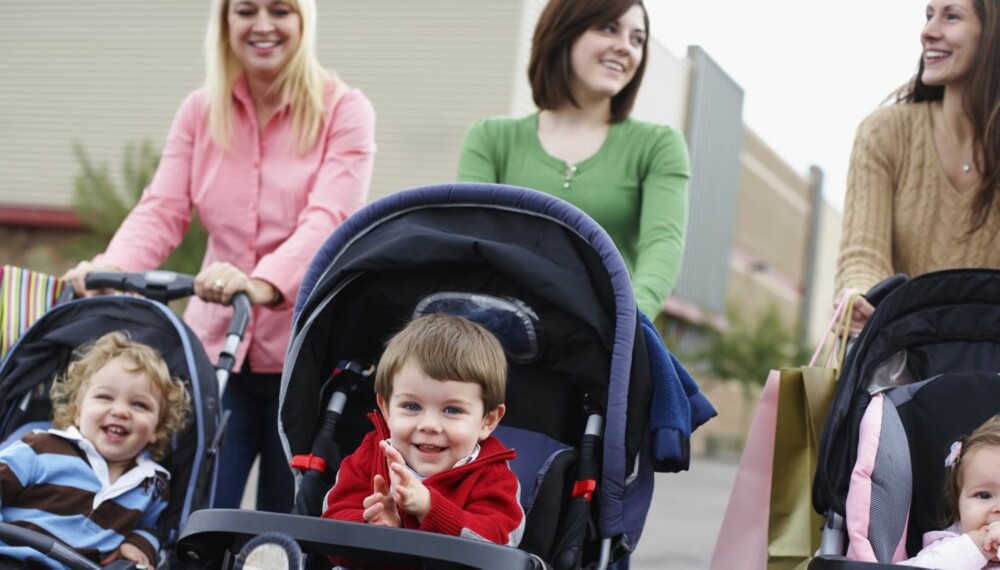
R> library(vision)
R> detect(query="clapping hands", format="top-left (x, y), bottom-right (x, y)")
top-left (362, 441), bottom-right (432, 526)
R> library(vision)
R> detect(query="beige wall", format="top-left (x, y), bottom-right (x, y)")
top-left (1, 2), bottom-right (205, 209)
top-left (728, 129), bottom-right (812, 325)
top-left (727, 126), bottom-right (843, 347)
top-left (0, 1), bottom-right (526, 210)
top-left (807, 199), bottom-right (843, 345)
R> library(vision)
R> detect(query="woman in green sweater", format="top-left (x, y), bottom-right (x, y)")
top-left (457, 0), bottom-right (689, 320)
top-left (836, 0), bottom-right (1000, 335)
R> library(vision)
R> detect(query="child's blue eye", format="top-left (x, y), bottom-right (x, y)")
top-left (444, 406), bottom-right (464, 415)
top-left (402, 403), bottom-right (421, 412)
top-left (133, 401), bottom-right (150, 410)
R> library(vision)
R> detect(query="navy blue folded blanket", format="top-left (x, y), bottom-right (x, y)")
top-left (639, 313), bottom-right (717, 472)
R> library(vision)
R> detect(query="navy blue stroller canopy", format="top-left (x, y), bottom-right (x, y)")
top-left (0, 295), bottom-right (222, 554)
top-left (279, 183), bottom-right (656, 562)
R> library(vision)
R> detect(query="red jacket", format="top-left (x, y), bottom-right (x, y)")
top-left (322, 411), bottom-right (524, 546)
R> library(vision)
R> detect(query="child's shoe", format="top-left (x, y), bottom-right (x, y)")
top-left (233, 532), bottom-right (304, 570)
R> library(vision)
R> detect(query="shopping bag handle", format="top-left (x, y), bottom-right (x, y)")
top-left (808, 291), bottom-right (860, 368)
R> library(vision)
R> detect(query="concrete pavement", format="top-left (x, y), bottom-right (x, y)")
top-left (631, 456), bottom-right (738, 569)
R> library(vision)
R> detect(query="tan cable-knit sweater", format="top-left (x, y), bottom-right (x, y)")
top-left (835, 102), bottom-right (1000, 295)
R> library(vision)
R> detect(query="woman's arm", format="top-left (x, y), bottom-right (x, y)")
top-left (633, 126), bottom-right (690, 318)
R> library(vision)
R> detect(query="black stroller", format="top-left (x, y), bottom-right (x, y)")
top-left (810, 269), bottom-right (1000, 569)
top-left (176, 183), bottom-right (715, 569)
top-left (0, 271), bottom-right (250, 569)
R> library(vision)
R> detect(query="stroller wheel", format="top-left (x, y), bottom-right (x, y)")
top-left (234, 532), bottom-right (304, 570)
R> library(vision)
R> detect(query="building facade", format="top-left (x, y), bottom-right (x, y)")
top-left (0, 0), bottom-right (840, 346)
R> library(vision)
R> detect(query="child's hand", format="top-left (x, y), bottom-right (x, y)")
top-left (983, 522), bottom-right (1000, 561)
top-left (100, 542), bottom-right (150, 567)
top-left (381, 441), bottom-right (431, 521)
top-left (362, 474), bottom-right (400, 527)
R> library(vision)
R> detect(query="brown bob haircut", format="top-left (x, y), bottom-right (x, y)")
top-left (374, 314), bottom-right (508, 413)
top-left (528, 0), bottom-right (649, 123)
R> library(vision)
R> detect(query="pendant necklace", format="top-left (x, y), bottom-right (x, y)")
top-left (962, 162), bottom-right (972, 173)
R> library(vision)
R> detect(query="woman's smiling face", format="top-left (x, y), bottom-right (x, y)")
top-left (227, 0), bottom-right (302, 83)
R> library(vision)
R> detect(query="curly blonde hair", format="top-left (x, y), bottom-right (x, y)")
top-left (50, 331), bottom-right (192, 461)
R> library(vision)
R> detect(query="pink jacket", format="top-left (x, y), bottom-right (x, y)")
top-left (95, 76), bottom-right (376, 372)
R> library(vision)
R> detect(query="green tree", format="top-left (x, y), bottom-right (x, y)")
top-left (692, 302), bottom-right (806, 436)
top-left (68, 141), bottom-right (207, 275)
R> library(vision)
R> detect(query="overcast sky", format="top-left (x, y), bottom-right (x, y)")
top-left (646, 0), bottom-right (923, 211)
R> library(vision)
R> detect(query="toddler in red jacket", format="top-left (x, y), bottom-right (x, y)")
top-left (322, 313), bottom-right (524, 547)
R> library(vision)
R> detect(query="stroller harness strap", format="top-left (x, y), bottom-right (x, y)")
top-left (291, 454), bottom-right (328, 474)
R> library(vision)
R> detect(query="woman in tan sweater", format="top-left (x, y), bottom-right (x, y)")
top-left (836, 0), bottom-right (1000, 334)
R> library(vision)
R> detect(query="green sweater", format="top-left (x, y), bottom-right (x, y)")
top-left (457, 114), bottom-right (690, 317)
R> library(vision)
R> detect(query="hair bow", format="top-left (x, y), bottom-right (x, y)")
top-left (944, 441), bottom-right (962, 468)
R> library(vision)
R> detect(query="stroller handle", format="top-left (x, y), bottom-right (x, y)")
top-left (863, 273), bottom-right (908, 308)
top-left (86, 270), bottom-right (195, 304)
top-left (82, 270), bottom-right (252, 395)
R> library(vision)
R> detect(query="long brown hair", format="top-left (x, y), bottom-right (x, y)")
top-left (528, 0), bottom-right (649, 123)
top-left (895, 0), bottom-right (1000, 234)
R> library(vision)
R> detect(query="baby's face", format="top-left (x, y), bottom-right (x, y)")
top-left (74, 357), bottom-right (161, 470)
top-left (377, 363), bottom-right (502, 477)
top-left (958, 447), bottom-right (1000, 532)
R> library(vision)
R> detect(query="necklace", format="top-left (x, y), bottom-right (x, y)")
top-left (963, 162), bottom-right (972, 173)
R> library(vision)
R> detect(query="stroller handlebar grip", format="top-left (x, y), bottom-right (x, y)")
top-left (85, 270), bottom-right (196, 304)
top-left (864, 273), bottom-right (908, 307)
top-left (226, 292), bottom-right (251, 338)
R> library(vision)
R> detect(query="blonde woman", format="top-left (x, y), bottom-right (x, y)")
top-left (63, 0), bottom-right (376, 512)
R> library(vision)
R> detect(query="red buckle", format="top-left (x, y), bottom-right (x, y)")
top-left (571, 479), bottom-right (596, 501)
top-left (291, 454), bottom-right (328, 474)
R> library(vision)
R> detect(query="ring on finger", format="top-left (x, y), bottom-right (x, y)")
top-left (213, 278), bottom-right (226, 290)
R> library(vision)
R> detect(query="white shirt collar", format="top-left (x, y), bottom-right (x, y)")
top-left (47, 426), bottom-right (169, 509)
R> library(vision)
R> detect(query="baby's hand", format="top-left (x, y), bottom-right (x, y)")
top-left (362, 474), bottom-right (400, 527)
top-left (380, 441), bottom-right (431, 521)
top-left (983, 522), bottom-right (1000, 561)
top-left (100, 542), bottom-right (150, 567)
